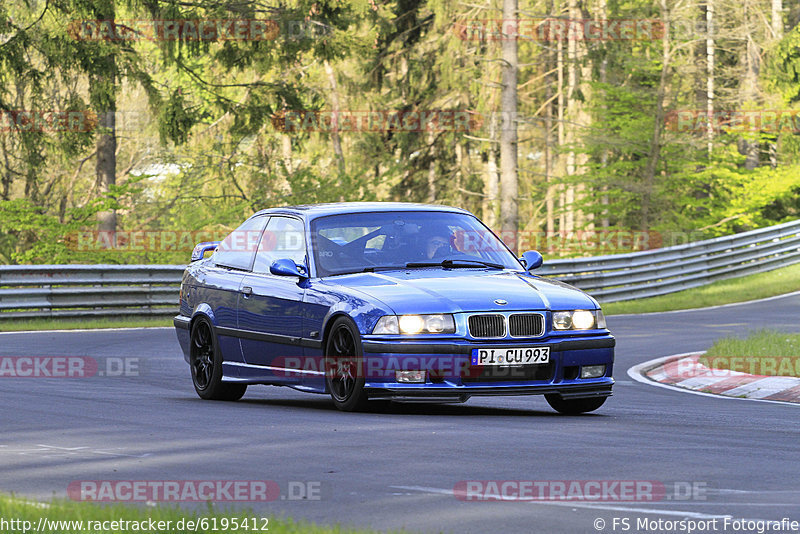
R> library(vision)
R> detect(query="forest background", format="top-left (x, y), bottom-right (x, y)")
top-left (2, 0), bottom-right (800, 264)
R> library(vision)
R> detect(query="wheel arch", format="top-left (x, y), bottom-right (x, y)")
top-left (189, 303), bottom-right (216, 333)
top-left (321, 311), bottom-right (357, 354)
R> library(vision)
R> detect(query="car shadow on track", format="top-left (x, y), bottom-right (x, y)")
top-left (168, 393), bottom-right (608, 417)
top-left (231, 397), bottom-right (588, 417)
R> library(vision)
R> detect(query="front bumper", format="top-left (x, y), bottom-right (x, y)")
top-left (359, 335), bottom-right (615, 400)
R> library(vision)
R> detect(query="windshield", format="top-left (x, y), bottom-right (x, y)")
top-left (310, 211), bottom-right (522, 277)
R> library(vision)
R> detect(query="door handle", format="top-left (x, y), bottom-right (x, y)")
top-left (241, 286), bottom-right (253, 297)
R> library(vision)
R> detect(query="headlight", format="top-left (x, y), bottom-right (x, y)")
top-left (372, 316), bottom-right (399, 334)
top-left (552, 310), bottom-right (605, 330)
top-left (398, 315), bottom-right (425, 334)
top-left (372, 314), bottom-right (456, 335)
top-left (572, 310), bottom-right (595, 330)
top-left (553, 311), bottom-right (573, 330)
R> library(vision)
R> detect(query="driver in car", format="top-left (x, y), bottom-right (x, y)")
top-left (424, 232), bottom-right (452, 259)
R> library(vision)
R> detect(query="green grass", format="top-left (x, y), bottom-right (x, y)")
top-left (0, 494), bottom-right (390, 534)
top-left (0, 316), bottom-right (172, 332)
top-left (699, 329), bottom-right (800, 378)
top-left (602, 262), bottom-right (800, 315)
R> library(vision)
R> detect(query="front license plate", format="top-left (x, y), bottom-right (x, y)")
top-left (471, 347), bottom-right (550, 366)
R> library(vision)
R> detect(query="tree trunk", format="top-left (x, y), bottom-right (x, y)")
top-left (0, 134), bottom-right (10, 201)
top-left (739, 0), bottom-right (760, 170)
top-left (323, 59), bottom-right (346, 198)
top-left (770, 0), bottom-right (782, 168)
top-left (706, 0), bottom-right (714, 159)
top-left (564, 0), bottom-right (577, 234)
top-left (642, 0), bottom-right (672, 231)
top-left (772, 0), bottom-right (783, 39)
top-left (91, 0), bottom-right (117, 238)
top-left (566, 0), bottom-right (592, 232)
top-left (599, 125), bottom-right (609, 227)
top-left (95, 107), bottom-right (117, 235)
top-left (499, 0), bottom-right (519, 246)
top-left (598, 0), bottom-right (609, 228)
top-left (282, 135), bottom-right (293, 174)
top-left (427, 129), bottom-right (436, 203)
top-left (544, 50), bottom-right (555, 241)
top-left (454, 141), bottom-right (464, 205)
top-left (483, 112), bottom-right (499, 228)
top-left (556, 18), bottom-right (566, 234)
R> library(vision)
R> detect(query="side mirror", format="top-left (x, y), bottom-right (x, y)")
top-left (270, 258), bottom-right (308, 278)
top-left (191, 241), bottom-right (220, 262)
top-left (520, 250), bottom-right (543, 270)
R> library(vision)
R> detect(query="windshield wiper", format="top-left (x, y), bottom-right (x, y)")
top-left (404, 259), bottom-right (504, 270)
top-left (361, 265), bottom-right (406, 272)
top-left (360, 259), bottom-right (505, 272)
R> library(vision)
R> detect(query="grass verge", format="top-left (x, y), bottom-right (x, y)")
top-left (698, 329), bottom-right (800, 378)
top-left (0, 494), bottom-right (386, 534)
top-left (601, 262), bottom-right (800, 315)
top-left (0, 316), bottom-right (172, 332)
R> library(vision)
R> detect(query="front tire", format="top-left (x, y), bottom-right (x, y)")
top-left (545, 394), bottom-right (606, 415)
top-left (325, 317), bottom-right (369, 412)
top-left (190, 317), bottom-right (247, 401)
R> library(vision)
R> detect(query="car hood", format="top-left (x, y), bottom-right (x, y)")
top-left (327, 269), bottom-right (598, 315)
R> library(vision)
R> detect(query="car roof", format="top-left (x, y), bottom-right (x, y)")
top-left (251, 202), bottom-right (472, 219)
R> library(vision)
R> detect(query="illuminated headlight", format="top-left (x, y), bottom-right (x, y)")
top-left (372, 314), bottom-right (456, 335)
top-left (399, 315), bottom-right (426, 334)
top-left (581, 365), bottom-right (606, 379)
top-left (572, 310), bottom-right (595, 330)
top-left (552, 310), bottom-right (605, 330)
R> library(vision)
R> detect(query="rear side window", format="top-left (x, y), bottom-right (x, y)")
top-left (252, 217), bottom-right (306, 274)
top-left (213, 216), bottom-right (268, 271)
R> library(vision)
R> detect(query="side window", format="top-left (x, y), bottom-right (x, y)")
top-left (213, 216), bottom-right (268, 271)
top-left (252, 217), bottom-right (306, 274)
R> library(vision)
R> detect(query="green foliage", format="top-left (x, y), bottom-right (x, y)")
top-left (767, 25), bottom-right (800, 103)
top-left (2, 0), bottom-right (800, 266)
top-left (0, 198), bottom-right (92, 264)
top-left (158, 89), bottom-right (197, 145)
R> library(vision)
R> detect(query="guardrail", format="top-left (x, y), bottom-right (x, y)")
top-left (0, 265), bottom-right (184, 319)
top-left (537, 218), bottom-right (800, 302)
top-left (1, 219), bottom-right (799, 319)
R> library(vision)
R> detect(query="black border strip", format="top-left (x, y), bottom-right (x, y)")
top-left (362, 336), bottom-right (615, 354)
top-left (365, 384), bottom-right (613, 399)
top-left (216, 325), bottom-right (323, 349)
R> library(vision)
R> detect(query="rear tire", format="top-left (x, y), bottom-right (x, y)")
top-left (190, 317), bottom-right (247, 401)
top-left (325, 317), bottom-right (369, 412)
top-left (545, 394), bottom-right (606, 415)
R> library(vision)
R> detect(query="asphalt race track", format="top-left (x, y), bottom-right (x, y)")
top-left (1, 294), bottom-right (799, 534)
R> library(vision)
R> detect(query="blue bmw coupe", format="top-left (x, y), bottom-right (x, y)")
top-left (174, 203), bottom-right (614, 413)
